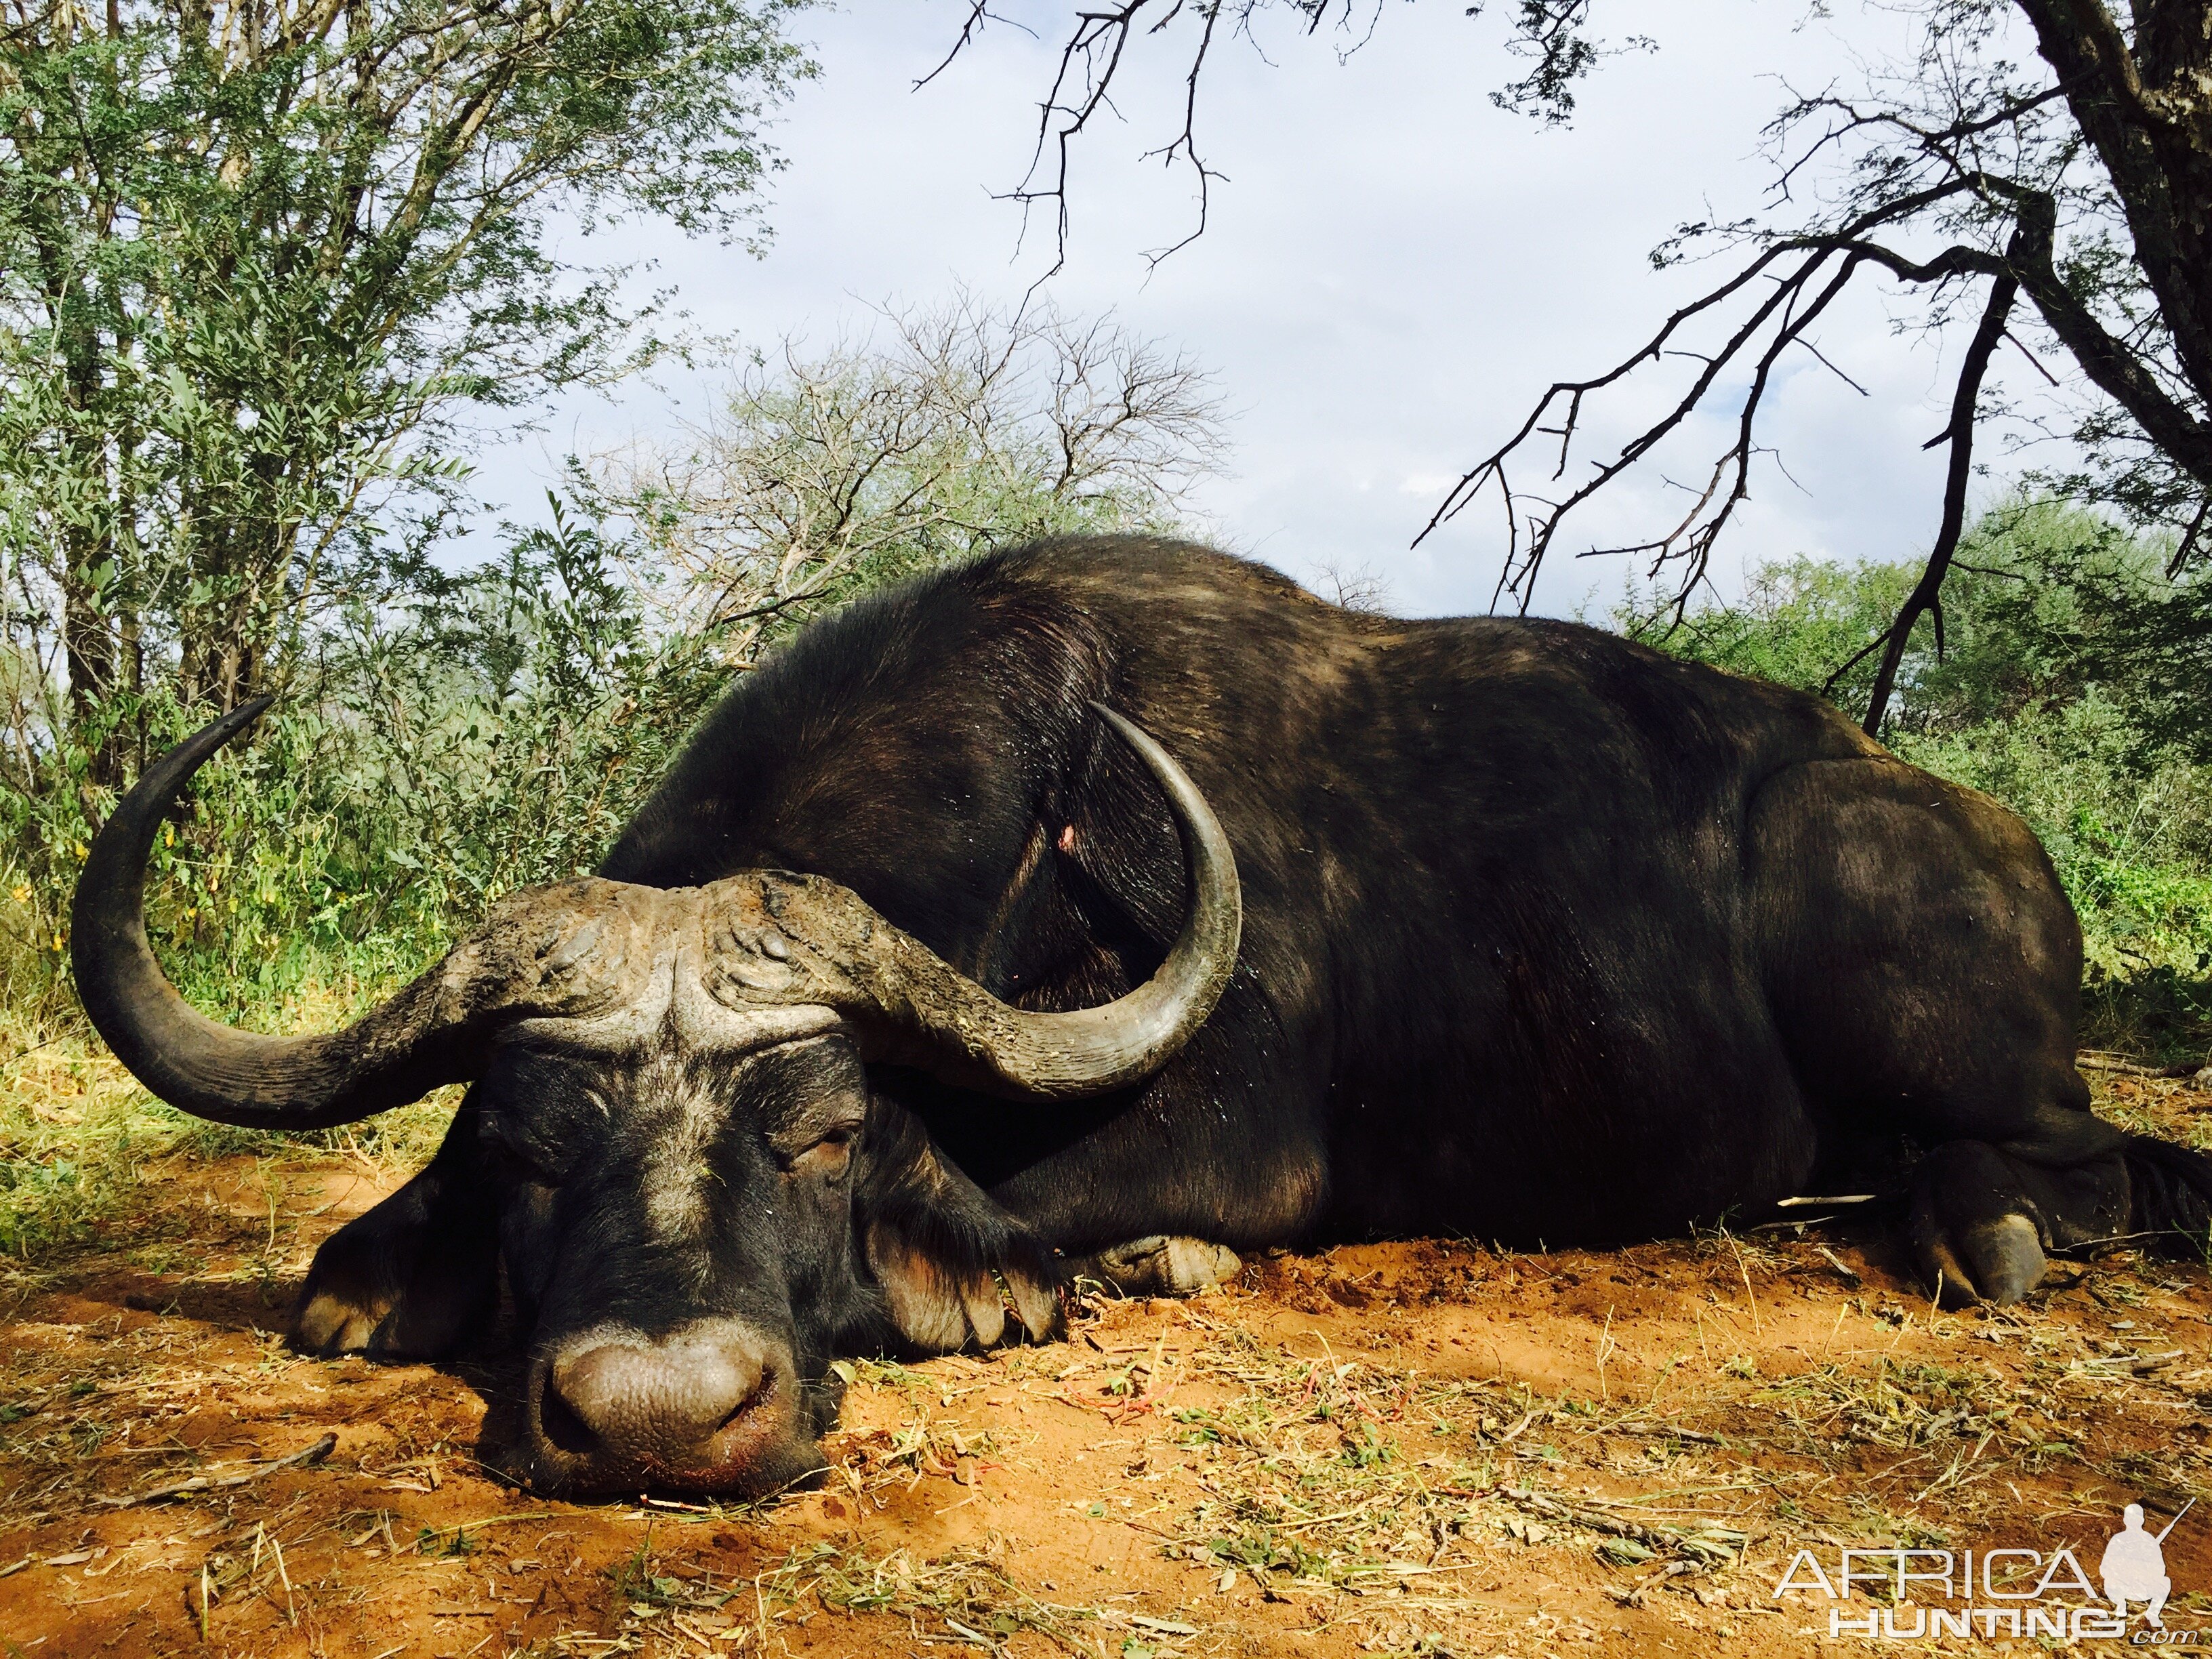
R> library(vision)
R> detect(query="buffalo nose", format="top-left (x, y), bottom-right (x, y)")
top-left (543, 1328), bottom-right (772, 1464)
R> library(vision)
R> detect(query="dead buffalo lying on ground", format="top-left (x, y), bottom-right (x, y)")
top-left (74, 537), bottom-right (2212, 1496)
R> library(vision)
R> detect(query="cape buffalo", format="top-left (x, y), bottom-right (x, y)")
top-left (73, 536), bottom-right (2212, 1496)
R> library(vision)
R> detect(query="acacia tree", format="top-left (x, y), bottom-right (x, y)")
top-left (0, 0), bottom-right (808, 812)
top-left (944, 1), bottom-right (2212, 731)
top-left (587, 296), bottom-right (1225, 668)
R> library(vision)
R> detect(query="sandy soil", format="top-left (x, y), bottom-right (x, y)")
top-left (3, 1073), bottom-right (2211, 1658)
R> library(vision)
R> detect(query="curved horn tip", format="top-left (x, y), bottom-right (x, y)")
top-left (190, 694), bottom-right (277, 769)
top-left (68, 691), bottom-right (452, 1132)
top-left (173, 693), bottom-right (276, 761)
top-left (868, 698), bottom-right (1241, 1099)
top-left (223, 691), bottom-right (276, 729)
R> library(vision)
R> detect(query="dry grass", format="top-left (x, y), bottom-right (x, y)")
top-left (4, 1046), bottom-right (2212, 1655)
top-left (0, 995), bottom-right (455, 1273)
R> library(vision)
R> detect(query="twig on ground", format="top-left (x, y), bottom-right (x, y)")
top-left (1815, 1246), bottom-right (1864, 1286)
top-left (2078, 1052), bottom-right (2198, 1079)
top-left (94, 1431), bottom-right (337, 1509)
top-left (1499, 1485), bottom-right (1745, 1562)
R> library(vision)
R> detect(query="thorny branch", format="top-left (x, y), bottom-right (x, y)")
top-left (929, 1), bottom-right (1607, 276)
top-left (1447, 5), bottom-right (2212, 721)
top-left (1437, 9), bottom-right (2212, 722)
top-left (1432, 249), bottom-right (1857, 622)
top-left (1858, 268), bottom-right (2020, 733)
top-left (943, 2), bottom-right (2212, 733)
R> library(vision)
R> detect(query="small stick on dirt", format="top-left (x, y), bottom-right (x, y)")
top-left (1500, 1486), bottom-right (1743, 1562)
top-left (271, 1529), bottom-right (295, 1624)
top-left (397, 1511), bottom-right (563, 1557)
top-left (1815, 1246), bottom-right (1862, 1287)
top-left (96, 1432), bottom-right (337, 1509)
top-left (1493, 1408), bottom-right (1541, 1446)
top-left (1732, 1241), bottom-right (1763, 1335)
top-left (2077, 1053), bottom-right (2198, 1079)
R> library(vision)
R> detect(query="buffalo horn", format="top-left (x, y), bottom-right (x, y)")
top-left (767, 703), bottom-right (1242, 1099)
top-left (71, 700), bottom-right (541, 1129)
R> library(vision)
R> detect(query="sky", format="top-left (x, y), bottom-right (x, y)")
top-left (470, 0), bottom-right (2041, 621)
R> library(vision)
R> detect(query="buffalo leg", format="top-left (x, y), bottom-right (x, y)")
top-left (1073, 1236), bottom-right (1243, 1296)
top-left (293, 1099), bottom-right (499, 1361)
top-left (1908, 1136), bottom-right (2095, 1306)
top-left (1753, 757), bottom-right (2212, 1304)
top-left (1908, 1120), bottom-right (2212, 1306)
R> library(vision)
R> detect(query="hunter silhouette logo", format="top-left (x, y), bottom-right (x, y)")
top-left (2104, 1499), bottom-right (2190, 1631)
top-left (1773, 1498), bottom-right (2195, 1641)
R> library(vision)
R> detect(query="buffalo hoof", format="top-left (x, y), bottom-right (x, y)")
top-left (294, 1282), bottom-right (390, 1357)
top-left (293, 1197), bottom-right (497, 1362)
top-left (1087, 1235), bottom-right (1242, 1297)
top-left (1908, 1141), bottom-right (2053, 1307)
top-left (293, 1257), bottom-right (491, 1362)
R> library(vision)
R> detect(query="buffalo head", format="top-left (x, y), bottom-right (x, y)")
top-left (71, 699), bottom-right (1239, 1496)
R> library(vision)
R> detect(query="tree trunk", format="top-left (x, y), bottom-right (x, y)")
top-left (62, 557), bottom-right (119, 790)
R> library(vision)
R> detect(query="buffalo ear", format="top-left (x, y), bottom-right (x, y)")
top-left (865, 1215), bottom-right (1061, 1352)
top-left (859, 1103), bottom-right (1061, 1353)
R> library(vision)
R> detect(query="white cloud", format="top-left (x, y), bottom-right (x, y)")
top-left (462, 0), bottom-right (2044, 621)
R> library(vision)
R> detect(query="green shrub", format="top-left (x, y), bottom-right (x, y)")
top-left (2, 306), bottom-right (1227, 1037)
top-left (1610, 501), bottom-right (2212, 1063)
top-left (1889, 702), bottom-right (2212, 1055)
top-left (0, 495), bottom-right (728, 1031)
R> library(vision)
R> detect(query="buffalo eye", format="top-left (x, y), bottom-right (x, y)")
top-left (779, 1126), bottom-right (855, 1181)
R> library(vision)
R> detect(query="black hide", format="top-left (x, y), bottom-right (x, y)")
top-left (600, 536), bottom-right (2105, 1249)
top-left (287, 535), bottom-right (2212, 1491)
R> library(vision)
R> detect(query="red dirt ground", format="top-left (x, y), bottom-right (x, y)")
top-left (4, 1074), bottom-right (2211, 1657)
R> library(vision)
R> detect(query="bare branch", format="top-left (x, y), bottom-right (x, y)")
top-left (914, 2), bottom-right (1029, 91)
top-left (1416, 242), bottom-right (1869, 613)
top-left (2167, 494), bottom-right (2211, 579)
top-left (1797, 335), bottom-right (1870, 397)
top-left (934, 1), bottom-right (1617, 272)
top-left (1861, 269), bottom-right (2020, 734)
top-left (1136, 0), bottom-right (1225, 269)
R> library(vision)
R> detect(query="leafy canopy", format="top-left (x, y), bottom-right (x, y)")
top-left (0, 0), bottom-right (809, 996)
top-left (0, 0), bottom-right (808, 724)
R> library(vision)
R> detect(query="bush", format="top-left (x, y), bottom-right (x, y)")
top-left (0, 306), bottom-right (1228, 1034)
top-left (1610, 501), bottom-right (2212, 1064)
top-left (0, 495), bottom-right (726, 1032)
top-left (1889, 699), bottom-right (2212, 958)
